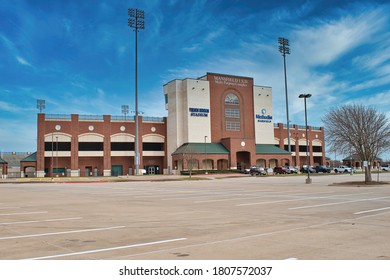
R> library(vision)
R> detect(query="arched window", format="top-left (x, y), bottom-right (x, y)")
top-left (225, 93), bottom-right (239, 105)
top-left (224, 93), bottom-right (240, 131)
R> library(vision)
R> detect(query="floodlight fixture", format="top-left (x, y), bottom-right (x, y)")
top-left (121, 105), bottom-right (129, 119)
top-left (37, 99), bottom-right (46, 113)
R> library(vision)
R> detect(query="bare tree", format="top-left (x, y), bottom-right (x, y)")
top-left (180, 146), bottom-right (198, 178)
top-left (323, 104), bottom-right (390, 182)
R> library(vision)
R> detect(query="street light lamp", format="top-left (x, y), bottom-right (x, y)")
top-left (128, 8), bottom-right (145, 175)
top-left (299, 93), bottom-right (312, 184)
top-left (278, 37), bottom-right (291, 155)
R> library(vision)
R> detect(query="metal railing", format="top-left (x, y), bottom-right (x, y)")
top-left (143, 116), bottom-right (164, 123)
top-left (45, 114), bottom-right (71, 120)
top-left (79, 115), bottom-right (104, 120)
top-left (111, 115), bottom-right (135, 121)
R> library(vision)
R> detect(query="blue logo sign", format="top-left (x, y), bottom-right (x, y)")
top-left (256, 108), bottom-right (272, 123)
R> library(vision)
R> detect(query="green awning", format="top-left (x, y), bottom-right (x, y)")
top-left (0, 158), bottom-right (7, 163)
top-left (20, 152), bottom-right (37, 162)
top-left (172, 143), bottom-right (229, 155)
top-left (256, 144), bottom-right (291, 155)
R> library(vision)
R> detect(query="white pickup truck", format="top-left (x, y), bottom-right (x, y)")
top-left (334, 166), bottom-right (352, 173)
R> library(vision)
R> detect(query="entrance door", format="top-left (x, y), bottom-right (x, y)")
top-left (236, 151), bottom-right (251, 171)
top-left (148, 166), bottom-right (155, 175)
top-left (145, 165), bottom-right (160, 175)
top-left (112, 165), bottom-right (123, 176)
top-left (85, 166), bottom-right (92, 177)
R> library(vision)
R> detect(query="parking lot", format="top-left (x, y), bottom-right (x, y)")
top-left (1, 173), bottom-right (390, 260)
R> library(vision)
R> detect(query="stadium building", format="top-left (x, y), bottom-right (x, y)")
top-left (30, 73), bottom-right (325, 177)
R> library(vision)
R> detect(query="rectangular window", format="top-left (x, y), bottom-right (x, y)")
top-left (225, 108), bottom-right (240, 118)
top-left (45, 142), bottom-right (71, 151)
top-left (284, 145), bottom-right (296, 152)
top-left (226, 121), bottom-right (240, 131)
top-left (313, 146), bottom-right (322, 152)
top-left (111, 142), bottom-right (134, 151)
top-left (143, 142), bottom-right (164, 151)
top-left (299, 145), bottom-right (308, 152)
top-left (78, 142), bottom-right (103, 151)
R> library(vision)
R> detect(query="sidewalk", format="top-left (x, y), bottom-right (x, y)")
top-left (0, 173), bottom-right (248, 184)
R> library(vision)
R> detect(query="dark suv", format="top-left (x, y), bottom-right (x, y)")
top-left (273, 166), bottom-right (291, 174)
top-left (249, 166), bottom-right (267, 176)
top-left (315, 165), bottom-right (331, 173)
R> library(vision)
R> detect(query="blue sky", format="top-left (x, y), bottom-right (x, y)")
top-left (1, 0), bottom-right (390, 159)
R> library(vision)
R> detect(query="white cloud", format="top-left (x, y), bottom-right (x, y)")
top-left (0, 101), bottom-right (19, 113)
top-left (353, 46), bottom-right (390, 71)
top-left (292, 8), bottom-right (387, 67)
top-left (97, 88), bottom-right (105, 97)
top-left (16, 56), bottom-right (31, 66)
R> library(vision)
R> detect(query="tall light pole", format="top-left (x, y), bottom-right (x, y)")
top-left (51, 133), bottom-right (54, 180)
top-left (299, 93), bottom-right (312, 184)
top-left (278, 37), bottom-right (291, 156)
top-left (204, 136), bottom-right (208, 175)
top-left (56, 136), bottom-right (58, 177)
top-left (128, 8), bottom-right (144, 175)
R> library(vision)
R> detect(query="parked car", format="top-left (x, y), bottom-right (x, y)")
top-left (300, 166), bottom-right (316, 173)
top-left (334, 166), bottom-right (352, 173)
top-left (284, 166), bottom-right (298, 174)
top-left (249, 166), bottom-right (267, 176)
top-left (243, 168), bottom-right (251, 174)
top-left (273, 166), bottom-right (291, 174)
top-left (381, 165), bottom-right (390, 171)
top-left (315, 165), bottom-right (331, 173)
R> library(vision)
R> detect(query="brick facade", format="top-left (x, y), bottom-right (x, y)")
top-left (30, 73), bottom-right (325, 177)
top-left (36, 114), bottom-right (167, 177)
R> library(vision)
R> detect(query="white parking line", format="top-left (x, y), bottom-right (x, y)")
top-left (113, 211), bottom-right (390, 259)
top-left (237, 192), bottom-right (372, 207)
top-left (289, 196), bottom-right (390, 210)
top-left (354, 207), bottom-right (390, 215)
top-left (0, 211), bottom-right (48, 216)
top-left (201, 191), bottom-right (339, 204)
top-left (0, 225), bottom-right (125, 240)
top-left (25, 237), bottom-right (187, 260)
top-left (0, 217), bottom-right (83, 225)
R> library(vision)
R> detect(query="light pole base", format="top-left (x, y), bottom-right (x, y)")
top-left (306, 177), bottom-right (312, 184)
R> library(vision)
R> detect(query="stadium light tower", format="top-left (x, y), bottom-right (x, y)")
top-left (121, 105), bottom-right (129, 120)
top-left (128, 8), bottom-right (144, 175)
top-left (278, 37), bottom-right (291, 155)
top-left (36, 99), bottom-right (45, 113)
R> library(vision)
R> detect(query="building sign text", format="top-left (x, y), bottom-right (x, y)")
top-left (256, 108), bottom-right (272, 123)
top-left (189, 107), bottom-right (209, 117)
top-left (213, 76), bottom-right (249, 87)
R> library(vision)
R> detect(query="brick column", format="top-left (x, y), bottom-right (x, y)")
top-left (70, 114), bottom-right (79, 176)
top-left (36, 113), bottom-right (46, 177)
top-left (103, 115), bottom-right (111, 176)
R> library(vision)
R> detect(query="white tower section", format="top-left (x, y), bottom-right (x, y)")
top-left (164, 78), bottom-right (211, 170)
top-left (253, 86), bottom-right (274, 144)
